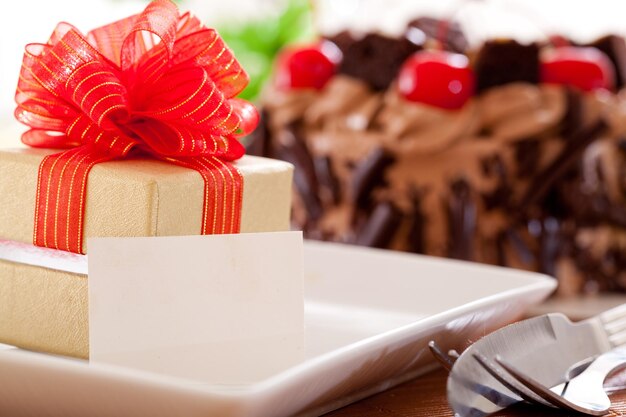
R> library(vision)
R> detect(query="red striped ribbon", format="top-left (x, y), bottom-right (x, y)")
top-left (14, 0), bottom-right (257, 254)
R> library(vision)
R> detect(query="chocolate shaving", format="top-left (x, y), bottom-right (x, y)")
top-left (561, 88), bottom-right (583, 139)
top-left (447, 179), bottom-right (477, 260)
top-left (275, 125), bottom-right (322, 221)
top-left (354, 201), bottom-right (402, 248)
top-left (350, 148), bottom-right (394, 207)
top-left (539, 217), bottom-right (561, 277)
top-left (584, 35), bottom-right (626, 89)
top-left (518, 119), bottom-right (608, 210)
top-left (496, 232), bottom-right (507, 266)
top-left (474, 40), bottom-right (540, 93)
top-left (507, 229), bottom-right (535, 266)
top-left (245, 110), bottom-right (271, 157)
top-left (328, 33), bottom-right (421, 91)
top-left (405, 17), bottom-right (469, 53)
top-left (407, 190), bottom-right (425, 253)
top-left (481, 155), bottom-right (512, 210)
top-left (314, 156), bottom-right (341, 205)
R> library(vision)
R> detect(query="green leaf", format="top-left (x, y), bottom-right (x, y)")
top-left (214, 0), bottom-right (315, 102)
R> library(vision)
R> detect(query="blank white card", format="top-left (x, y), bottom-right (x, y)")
top-left (88, 231), bottom-right (304, 384)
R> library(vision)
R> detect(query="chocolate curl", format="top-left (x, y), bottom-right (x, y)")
top-left (539, 217), bottom-right (561, 277)
top-left (354, 202), bottom-right (402, 248)
top-left (276, 126), bottom-right (322, 221)
top-left (447, 179), bottom-right (477, 261)
top-left (314, 156), bottom-right (341, 205)
top-left (350, 148), bottom-right (394, 207)
top-left (518, 119), bottom-right (608, 210)
top-left (561, 88), bottom-right (583, 139)
top-left (496, 232), bottom-right (507, 266)
top-left (481, 155), bottom-right (512, 210)
top-left (496, 226), bottom-right (537, 267)
top-left (407, 190), bottom-right (426, 254)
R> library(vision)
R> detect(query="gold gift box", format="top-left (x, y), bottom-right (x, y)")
top-left (0, 149), bottom-right (293, 253)
top-left (0, 260), bottom-right (88, 358)
top-left (0, 148), bottom-right (294, 357)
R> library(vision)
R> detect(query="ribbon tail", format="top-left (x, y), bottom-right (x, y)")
top-left (34, 146), bottom-right (112, 254)
top-left (166, 155), bottom-right (243, 235)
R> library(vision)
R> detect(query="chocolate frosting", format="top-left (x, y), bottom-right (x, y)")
top-left (255, 34), bottom-right (626, 294)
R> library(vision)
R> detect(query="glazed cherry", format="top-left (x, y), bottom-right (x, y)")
top-left (397, 50), bottom-right (474, 110)
top-left (275, 45), bottom-right (336, 90)
top-left (540, 46), bottom-right (615, 92)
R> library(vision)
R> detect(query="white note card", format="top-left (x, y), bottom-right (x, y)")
top-left (88, 231), bottom-right (304, 384)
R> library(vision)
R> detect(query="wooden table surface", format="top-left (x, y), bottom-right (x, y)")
top-left (325, 296), bottom-right (626, 417)
top-left (324, 368), bottom-right (626, 417)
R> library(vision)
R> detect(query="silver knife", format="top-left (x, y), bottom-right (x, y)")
top-left (447, 305), bottom-right (626, 417)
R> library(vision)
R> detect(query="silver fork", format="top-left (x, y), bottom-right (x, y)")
top-left (445, 304), bottom-right (626, 417)
top-left (431, 341), bottom-right (558, 407)
top-left (493, 345), bottom-right (626, 415)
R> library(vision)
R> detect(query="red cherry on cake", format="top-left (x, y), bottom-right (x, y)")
top-left (540, 46), bottom-right (615, 92)
top-left (275, 45), bottom-right (337, 90)
top-left (397, 50), bottom-right (474, 110)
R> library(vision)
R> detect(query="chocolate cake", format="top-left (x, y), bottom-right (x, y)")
top-left (248, 18), bottom-right (626, 295)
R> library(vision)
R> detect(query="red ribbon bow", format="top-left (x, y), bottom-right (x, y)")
top-left (15, 0), bottom-right (258, 254)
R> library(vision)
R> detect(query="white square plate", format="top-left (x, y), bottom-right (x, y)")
top-left (0, 241), bottom-right (555, 417)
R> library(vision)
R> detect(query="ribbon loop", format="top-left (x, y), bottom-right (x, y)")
top-left (172, 28), bottom-right (248, 99)
top-left (121, 0), bottom-right (179, 71)
top-left (66, 115), bottom-right (137, 157)
top-left (70, 64), bottom-right (129, 129)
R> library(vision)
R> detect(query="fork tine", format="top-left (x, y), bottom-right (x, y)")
top-left (609, 332), bottom-right (626, 348)
top-left (603, 316), bottom-right (626, 334)
top-left (599, 303), bottom-right (626, 325)
top-left (428, 341), bottom-right (456, 371)
top-left (605, 318), bottom-right (626, 347)
top-left (606, 322), bottom-right (626, 348)
top-left (600, 304), bottom-right (626, 346)
top-left (471, 352), bottom-right (557, 407)
top-left (495, 356), bottom-right (610, 416)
